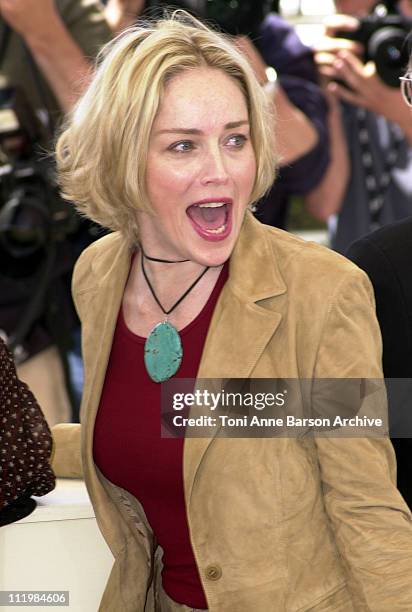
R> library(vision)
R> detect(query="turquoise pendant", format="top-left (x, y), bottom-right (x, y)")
top-left (144, 321), bottom-right (183, 383)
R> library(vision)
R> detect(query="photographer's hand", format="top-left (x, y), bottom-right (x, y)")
top-left (235, 35), bottom-right (318, 165)
top-left (314, 15), bottom-right (363, 87)
top-left (0, 0), bottom-right (95, 112)
top-left (328, 51), bottom-right (412, 145)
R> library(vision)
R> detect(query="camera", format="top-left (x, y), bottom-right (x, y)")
top-left (335, 8), bottom-right (412, 87)
top-left (0, 85), bottom-right (79, 278)
top-left (144, 0), bottom-right (274, 38)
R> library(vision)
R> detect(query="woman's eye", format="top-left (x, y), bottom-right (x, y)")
top-left (226, 134), bottom-right (248, 148)
top-left (169, 140), bottom-right (194, 153)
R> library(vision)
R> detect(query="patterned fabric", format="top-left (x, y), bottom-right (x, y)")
top-left (0, 338), bottom-right (55, 521)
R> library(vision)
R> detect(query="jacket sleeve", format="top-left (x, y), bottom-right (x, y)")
top-left (50, 242), bottom-right (102, 479)
top-left (313, 267), bottom-right (412, 611)
top-left (48, 244), bottom-right (94, 478)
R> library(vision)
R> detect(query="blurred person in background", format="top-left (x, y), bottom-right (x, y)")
top-left (346, 58), bottom-right (412, 509)
top-left (312, 0), bottom-right (412, 252)
top-left (105, 0), bottom-right (332, 230)
top-left (0, 0), bottom-right (111, 426)
top-left (0, 336), bottom-right (55, 526)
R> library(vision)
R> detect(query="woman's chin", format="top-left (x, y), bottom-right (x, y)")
top-left (187, 237), bottom-right (236, 268)
top-left (184, 220), bottom-right (241, 266)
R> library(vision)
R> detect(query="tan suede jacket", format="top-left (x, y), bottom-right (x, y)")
top-left (57, 212), bottom-right (412, 611)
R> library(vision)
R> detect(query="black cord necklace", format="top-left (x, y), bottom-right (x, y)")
top-left (140, 246), bottom-right (190, 264)
top-left (141, 254), bottom-right (209, 316)
top-left (140, 249), bottom-right (210, 383)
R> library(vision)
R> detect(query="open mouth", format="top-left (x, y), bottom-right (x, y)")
top-left (186, 201), bottom-right (232, 241)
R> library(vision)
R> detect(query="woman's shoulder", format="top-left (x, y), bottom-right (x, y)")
top-left (260, 221), bottom-right (365, 285)
top-left (72, 231), bottom-right (127, 295)
top-left (235, 216), bottom-right (374, 315)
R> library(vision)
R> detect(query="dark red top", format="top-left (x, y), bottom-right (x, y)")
top-left (93, 261), bottom-right (228, 608)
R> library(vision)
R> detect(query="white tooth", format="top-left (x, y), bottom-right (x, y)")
top-left (198, 202), bottom-right (225, 208)
top-left (208, 224), bottom-right (226, 234)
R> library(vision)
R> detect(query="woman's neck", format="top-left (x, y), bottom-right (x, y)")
top-left (122, 250), bottom-right (224, 336)
top-left (129, 248), bottom-right (222, 315)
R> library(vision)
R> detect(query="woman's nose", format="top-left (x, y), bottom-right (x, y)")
top-left (200, 147), bottom-right (229, 186)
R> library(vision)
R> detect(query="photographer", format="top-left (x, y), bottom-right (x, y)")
top-left (311, 0), bottom-right (412, 252)
top-left (0, 1), bottom-right (111, 426)
top-left (105, 0), bottom-right (331, 229)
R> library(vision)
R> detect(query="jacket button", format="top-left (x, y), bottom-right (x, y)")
top-left (205, 565), bottom-right (222, 581)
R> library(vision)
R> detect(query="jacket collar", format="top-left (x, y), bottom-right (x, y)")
top-left (226, 210), bottom-right (286, 302)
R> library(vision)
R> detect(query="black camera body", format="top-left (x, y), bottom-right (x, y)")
top-left (144, 0), bottom-right (274, 38)
top-left (0, 86), bottom-right (78, 278)
top-left (335, 12), bottom-right (412, 87)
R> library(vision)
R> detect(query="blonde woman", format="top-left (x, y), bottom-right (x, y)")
top-left (54, 13), bottom-right (412, 611)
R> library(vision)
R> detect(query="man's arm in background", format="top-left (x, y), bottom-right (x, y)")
top-left (0, 0), bottom-right (111, 112)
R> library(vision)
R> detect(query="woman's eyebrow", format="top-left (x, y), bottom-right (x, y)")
top-left (155, 120), bottom-right (249, 136)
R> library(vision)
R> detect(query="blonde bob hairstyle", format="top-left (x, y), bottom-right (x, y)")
top-left (56, 11), bottom-right (277, 245)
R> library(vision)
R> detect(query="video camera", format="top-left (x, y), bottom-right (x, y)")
top-left (0, 85), bottom-right (79, 279)
top-left (335, 4), bottom-right (412, 87)
top-left (144, 0), bottom-right (274, 38)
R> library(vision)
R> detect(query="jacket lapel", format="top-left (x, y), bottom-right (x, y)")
top-left (184, 212), bottom-right (287, 507)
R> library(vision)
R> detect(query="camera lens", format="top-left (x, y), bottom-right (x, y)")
top-left (368, 27), bottom-right (409, 87)
top-left (0, 189), bottom-right (49, 259)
